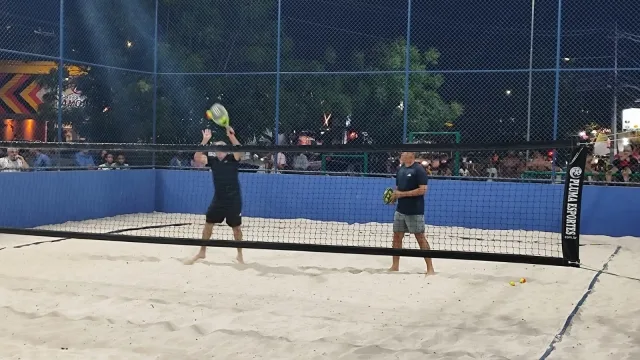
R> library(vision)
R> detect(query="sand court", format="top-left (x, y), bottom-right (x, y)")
top-left (1, 215), bottom-right (639, 359)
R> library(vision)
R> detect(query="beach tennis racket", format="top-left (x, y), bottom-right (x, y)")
top-left (382, 187), bottom-right (394, 205)
top-left (205, 103), bottom-right (230, 128)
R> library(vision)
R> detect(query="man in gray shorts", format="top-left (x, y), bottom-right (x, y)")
top-left (389, 151), bottom-right (435, 274)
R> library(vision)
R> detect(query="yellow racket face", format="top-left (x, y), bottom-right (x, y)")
top-left (382, 188), bottom-right (394, 205)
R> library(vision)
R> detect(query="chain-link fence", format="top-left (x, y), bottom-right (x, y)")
top-left (1, 0), bottom-right (639, 158)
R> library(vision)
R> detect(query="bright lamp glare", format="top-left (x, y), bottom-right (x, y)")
top-left (622, 138), bottom-right (630, 146)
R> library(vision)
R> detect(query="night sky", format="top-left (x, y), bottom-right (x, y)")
top-left (2, 0), bottom-right (639, 142)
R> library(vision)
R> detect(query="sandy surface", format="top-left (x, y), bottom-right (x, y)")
top-left (0, 215), bottom-right (638, 360)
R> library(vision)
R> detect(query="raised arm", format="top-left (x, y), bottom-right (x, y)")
top-left (17, 154), bottom-right (29, 169)
top-left (197, 129), bottom-right (213, 159)
top-left (226, 126), bottom-right (242, 161)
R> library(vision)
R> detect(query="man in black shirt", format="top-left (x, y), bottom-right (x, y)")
top-left (186, 127), bottom-right (245, 265)
top-left (390, 151), bottom-right (435, 274)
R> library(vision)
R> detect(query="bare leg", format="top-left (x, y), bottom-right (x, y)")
top-left (184, 222), bottom-right (214, 265)
top-left (414, 233), bottom-right (435, 275)
top-left (389, 232), bottom-right (404, 271)
top-left (232, 226), bottom-right (244, 264)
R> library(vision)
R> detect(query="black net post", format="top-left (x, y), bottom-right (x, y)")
top-left (561, 144), bottom-right (588, 267)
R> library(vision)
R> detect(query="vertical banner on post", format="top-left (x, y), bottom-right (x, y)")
top-left (561, 144), bottom-right (587, 267)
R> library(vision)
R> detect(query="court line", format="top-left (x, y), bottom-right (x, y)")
top-left (0, 223), bottom-right (192, 251)
top-left (539, 245), bottom-right (622, 360)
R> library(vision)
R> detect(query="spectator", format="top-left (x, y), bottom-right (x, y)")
top-left (0, 148), bottom-right (29, 172)
top-left (500, 151), bottom-right (523, 178)
top-left (292, 153), bottom-right (309, 172)
top-left (113, 154), bottom-right (130, 170)
top-left (99, 150), bottom-right (108, 165)
top-left (527, 151), bottom-right (552, 171)
top-left (272, 152), bottom-right (287, 171)
top-left (75, 150), bottom-right (96, 168)
top-left (30, 149), bottom-right (52, 170)
top-left (439, 154), bottom-right (452, 176)
top-left (459, 162), bottom-right (470, 177)
top-left (607, 150), bottom-right (639, 183)
top-left (585, 154), bottom-right (600, 182)
top-left (191, 152), bottom-right (207, 168)
top-left (257, 157), bottom-right (273, 173)
top-left (98, 153), bottom-right (115, 170)
top-left (487, 153), bottom-right (499, 179)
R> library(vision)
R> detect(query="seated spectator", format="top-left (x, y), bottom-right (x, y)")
top-left (99, 150), bottom-right (108, 165)
top-left (487, 153), bottom-right (499, 179)
top-left (30, 149), bottom-right (52, 170)
top-left (75, 150), bottom-right (96, 168)
top-left (585, 155), bottom-right (600, 182)
top-left (438, 154), bottom-right (452, 176)
top-left (459, 162), bottom-right (470, 176)
top-left (170, 152), bottom-right (190, 168)
top-left (272, 152), bottom-right (287, 171)
top-left (527, 152), bottom-right (552, 171)
top-left (292, 153), bottom-right (309, 172)
top-left (98, 153), bottom-right (115, 170)
top-left (500, 151), bottom-right (523, 178)
top-left (113, 154), bottom-right (129, 170)
top-left (191, 152), bottom-right (207, 168)
top-left (0, 148), bottom-right (29, 172)
top-left (607, 150), bottom-right (639, 183)
top-left (257, 157), bottom-right (273, 173)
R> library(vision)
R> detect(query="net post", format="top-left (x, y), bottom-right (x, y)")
top-left (561, 143), bottom-right (587, 267)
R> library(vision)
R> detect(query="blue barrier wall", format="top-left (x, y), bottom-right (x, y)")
top-left (1, 169), bottom-right (639, 237)
top-left (0, 170), bottom-right (155, 228)
top-left (155, 170), bottom-right (564, 232)
top-left (581, 185), bottom-right (640, 237)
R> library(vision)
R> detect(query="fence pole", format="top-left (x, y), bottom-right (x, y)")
top-left (152, 0), bottom-right (159, 165)
top-left (274, 0), bottom-right (282, 145)
top-left (551, 0), bottom-right (563, 182)
top-left (402, 0), bottom-right (412, 143)
top-left (273, 0), bottom-right (282, 173)
top-left (57, 0), bottom-right (64, 142)
top-left (552, 0), bottom-right (563, 142)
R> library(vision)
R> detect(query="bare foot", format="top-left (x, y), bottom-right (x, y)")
top-left (389, 266), bottom-right (399, 272)
top-left (236, 254), bottom-right (245, 264)
top-left (184, 252), bottom-right (205, 265)
top-left (425, 270), bottom-right (436, 276)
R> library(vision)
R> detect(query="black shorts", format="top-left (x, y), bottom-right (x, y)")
top-left (205, 197), bottom-right (242, 227)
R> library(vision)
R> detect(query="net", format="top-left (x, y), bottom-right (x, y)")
top-left (0, 140), bottom-right (585, 266)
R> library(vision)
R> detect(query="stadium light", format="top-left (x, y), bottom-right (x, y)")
top-left (126, 40), bottom-right (133, 48)
top-left (505, 90), bottom-right (512, 96)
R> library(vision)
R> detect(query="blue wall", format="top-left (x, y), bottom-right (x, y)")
top-left (0, 170), bottom-right (155, 228)
top-left (1, 169), bottom-right (639, 237)
top-left (155, 170), bottom-right (565, 232)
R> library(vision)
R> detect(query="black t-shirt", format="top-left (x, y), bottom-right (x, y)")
top-left (396, 162), bottom-right (429, 215)
top-left (207, 153), bottom-right (241, 200)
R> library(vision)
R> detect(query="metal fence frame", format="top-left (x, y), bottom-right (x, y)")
top-left (2, 0), bottom-right (637, 146)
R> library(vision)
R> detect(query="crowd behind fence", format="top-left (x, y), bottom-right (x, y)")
top-left (0, 0), bottom-right (639, 183)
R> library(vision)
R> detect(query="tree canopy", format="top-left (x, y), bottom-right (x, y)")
top-left (35, 0), bottom-right (462, 144)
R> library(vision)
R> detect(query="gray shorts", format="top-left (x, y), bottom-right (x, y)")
top-left (393, 211), bottom-right (425, 234)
